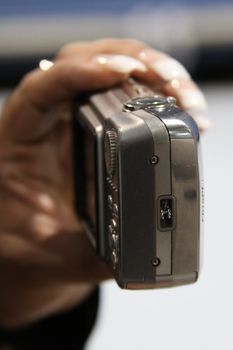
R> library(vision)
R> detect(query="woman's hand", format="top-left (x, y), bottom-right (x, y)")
top-left (0, 39), bottom-right (209, 329)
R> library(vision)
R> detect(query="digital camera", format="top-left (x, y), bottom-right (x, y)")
top-left (72, 79), bottom-right (202, 289)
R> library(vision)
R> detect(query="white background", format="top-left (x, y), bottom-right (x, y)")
top-left (86, 83), bottom-right (233, 350)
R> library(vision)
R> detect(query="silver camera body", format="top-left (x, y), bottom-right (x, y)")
top-left (72, 80), bottom-right (202, 289)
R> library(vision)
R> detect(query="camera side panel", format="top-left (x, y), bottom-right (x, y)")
top-left (104, 112), bottom-right (157, 287)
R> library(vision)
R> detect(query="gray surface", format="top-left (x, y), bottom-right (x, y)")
top-left (0, 5), bottom-right (233, 57)
top-left (86, 83), bottom-right (233, 350)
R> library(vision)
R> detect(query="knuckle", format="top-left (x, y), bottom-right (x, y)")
top-left (56, 41), bottom-right (89, 58)
top-left (56, 43), bottom-right (78, 58)
top-left (95, 37), bottom-right (147, 51)
top-left (19, 70), bottom-right (37, 94)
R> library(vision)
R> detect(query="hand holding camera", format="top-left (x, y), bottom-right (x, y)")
top-left (0, 39), bottom-right (208, 327)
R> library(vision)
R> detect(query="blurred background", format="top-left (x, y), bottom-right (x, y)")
top-left (0, 1), bottom-right (233, 349)
top-left (0, 0), bottom-right (233, 84)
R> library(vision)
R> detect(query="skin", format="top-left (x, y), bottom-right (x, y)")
top-left (0, 39), bottom-right (207, 329)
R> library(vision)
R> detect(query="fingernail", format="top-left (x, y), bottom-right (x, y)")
top-left (190, 112), bottom-right (212, 131)
top-left (139, 48), bottom-right (190, 81)
top-left (95, 54), bottom-right (147, 74)
top-left (39, 59), bottom-right (54, 71)
top-left (177, 89), bottom-right (208, 111)
top-left (151, 58), bottom-right (190, 81)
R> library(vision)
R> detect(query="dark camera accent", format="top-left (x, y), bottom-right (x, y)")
top-left (158, 196), bottom-right (176, 231)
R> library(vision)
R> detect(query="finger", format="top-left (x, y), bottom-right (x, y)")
top-left (91, 49), bottom-right (211, 131)
top-left (59, 39), bottom-right (211, 131)
top-left (137, 48), bottom-right (211, 131)
top-left (162, 79), bottom-right (211, 132)
top-left (0, 54), bottom-right (147, 142)
top-left (57, 39), bottom-right (210, 129)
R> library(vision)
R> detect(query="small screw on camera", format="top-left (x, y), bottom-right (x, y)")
top-left (151, 155), bottom-right (159, 165)
top-left (151, 257), bottom-right (161, 267)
